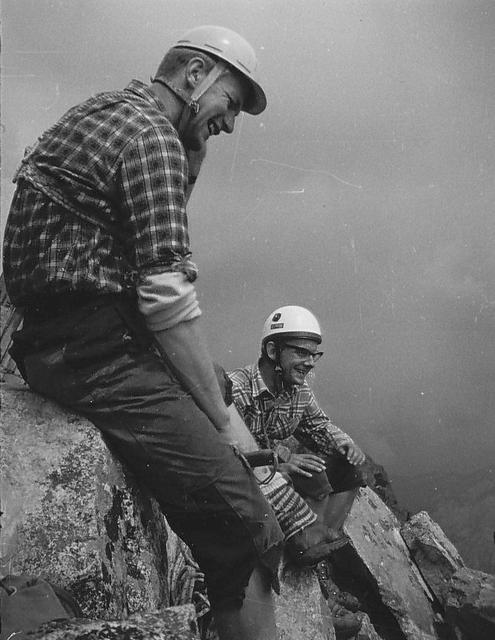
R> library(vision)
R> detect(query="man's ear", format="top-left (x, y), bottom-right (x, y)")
top-left (185, 57), bottom-right (208, 89)
top-left (265, 341), bottom-right (278, 362)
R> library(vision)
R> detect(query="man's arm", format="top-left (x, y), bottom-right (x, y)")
top-left (153, 316), bottom-right (232, 439)
top-left (296, 387), bottom-right (365, 465)
top-left (119, 131), bottom-right (232, 436)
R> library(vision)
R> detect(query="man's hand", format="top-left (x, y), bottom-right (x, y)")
top-left (153, 317), bottom-right (231, 433)
top-left (217, 426), bottom-right (239, 447)
top-left (337, 443), bottom-right (366, 466)
top-left (279, 452), bottom-right (326, 478)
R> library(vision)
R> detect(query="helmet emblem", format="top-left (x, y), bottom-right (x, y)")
top-left (272, 313), bottom-right (281, 321)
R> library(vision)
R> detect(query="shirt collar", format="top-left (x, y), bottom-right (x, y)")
top-left (251, 360), bottom-right (297, 401)
top-left (251, 361), bottom-right (272, 399)
top-left (124, 79), bottom-right (168, 115)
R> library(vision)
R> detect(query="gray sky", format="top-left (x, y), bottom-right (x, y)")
top-left (2, 0), bottom-right (494, 484)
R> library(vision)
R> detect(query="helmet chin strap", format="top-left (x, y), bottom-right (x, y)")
top-left (273, 345), bottom-right (286, 394)
top-left (153, 61), bottom-right (228, 137)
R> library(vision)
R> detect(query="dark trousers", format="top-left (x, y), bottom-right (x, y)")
top-left (291, 454), bottom-right (366, 502)
top-left (12, 295), bottom-right (283, 609)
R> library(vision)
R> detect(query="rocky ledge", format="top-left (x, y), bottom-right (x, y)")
top-left (1, 375), bottom-right (494, 639)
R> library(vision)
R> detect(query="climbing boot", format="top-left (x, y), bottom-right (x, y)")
top-left (316, 560), bottom-right (361, 613)
top-left (303, 488), bottom-right (358, 534)
top-left (334, 590), bottom-right (361, 613)
top-left (319, 489), bottom-right (358, 531)
top-left (330, 605), bottom-right (364, 639)
top-left (285, 519), bottom-right (349, 567)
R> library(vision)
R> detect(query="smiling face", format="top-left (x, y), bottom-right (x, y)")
top-left (274, 338), bottom-right (324, 387)
top-left (181, 70), bottom-right (248, 150)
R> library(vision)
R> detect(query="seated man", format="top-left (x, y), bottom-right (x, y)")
top-left (228, 305), bottom-right (367, 565)
top-left (3, 25), bottom-right (285, 640)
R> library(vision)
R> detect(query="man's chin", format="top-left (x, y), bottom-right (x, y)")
top-left (285, 371), bottom-right (306, 386)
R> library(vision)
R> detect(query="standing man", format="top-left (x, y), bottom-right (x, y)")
top-left (228, 306), bottom-right (367, 563)
top-left (3, 26), bottom-right (284, 640)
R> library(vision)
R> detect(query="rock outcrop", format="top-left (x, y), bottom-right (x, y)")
top-left (1, 374), bottom-right (169, 620)
top-left (337, 487), bottom-right (439, 639)
top-left (401, 511), bottom-right (466, 600)
top-left (27, 606), bottom-right (200, 639)
top-left (275, 563), bottom-right (335, 640)
top-left (322, 491), bottom-right (495, 640)
top-left (442, 567), bottom-right (495, 640)
top-left (2, 371), bottom-right (494, 639)
top-left (401, 512), bottom-right (495, 640)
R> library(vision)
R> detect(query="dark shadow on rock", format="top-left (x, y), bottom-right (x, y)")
top-left (361, 455), bottom-right (409, 524)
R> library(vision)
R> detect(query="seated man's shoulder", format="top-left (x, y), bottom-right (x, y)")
top-left (227, 364), bottom-right (255, 384)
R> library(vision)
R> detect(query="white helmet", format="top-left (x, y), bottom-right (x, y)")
top-left (261, 306), bottom-right (322, 347)
top-left (171, 25), bottom-right (266, 115)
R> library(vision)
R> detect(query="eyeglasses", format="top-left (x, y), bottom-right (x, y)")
top-left (282, 343), bottom-right (324, 363)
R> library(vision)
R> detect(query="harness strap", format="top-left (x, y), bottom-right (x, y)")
top-left (153, 61), bottom-right (228, 136)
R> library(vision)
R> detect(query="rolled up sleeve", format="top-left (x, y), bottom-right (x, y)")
top-left (296, 391), bottom-right (355, 455)
top-left (118, 126), bottom-right (191, 270)
top-left (137, 270), bottom-right (201, 332)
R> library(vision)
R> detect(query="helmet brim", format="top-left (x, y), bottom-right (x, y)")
top-left (243, 80), bottom-right (267, 115)
top-left (263, 331), bottom-right (322, 345)
top-left (171, 42), bottom-right (267, 115)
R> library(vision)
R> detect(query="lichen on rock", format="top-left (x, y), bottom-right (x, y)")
top-left (1, 376), bottom-right (169, 619)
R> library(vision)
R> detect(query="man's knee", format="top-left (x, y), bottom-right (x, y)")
top-left (165, 480), bottom-right (282, 611)
top-left (291, 469), bottom-right (332, 501)
top-left (324, 455), bottom-right (367, 493)
top-left (291, 456), bottom-right (366, 501)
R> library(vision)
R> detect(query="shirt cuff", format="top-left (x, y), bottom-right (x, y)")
top-left (137, 270), bottom-right (201, 332)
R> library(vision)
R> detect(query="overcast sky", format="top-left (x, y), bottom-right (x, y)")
top-left (2, 0), bottom-right (494, 488)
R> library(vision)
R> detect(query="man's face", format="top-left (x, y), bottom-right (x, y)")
top-left (278, 338), bottom-right (323, 387)
top-left (182, 70), bottom-right (248, 151)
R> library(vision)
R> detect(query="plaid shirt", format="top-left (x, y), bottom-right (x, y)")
top-left (3, 80), bottom-right (194, 306)
top-left (228, 362), bottom-right (355, 456)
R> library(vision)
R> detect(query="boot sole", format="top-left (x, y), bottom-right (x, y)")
top-left (289, 535), bottom-right (349, 567)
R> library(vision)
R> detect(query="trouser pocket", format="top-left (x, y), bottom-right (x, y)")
top-left (62, 303), bottom-right (135, 368)
top-left (23, 345), bottom-right (86, 407)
